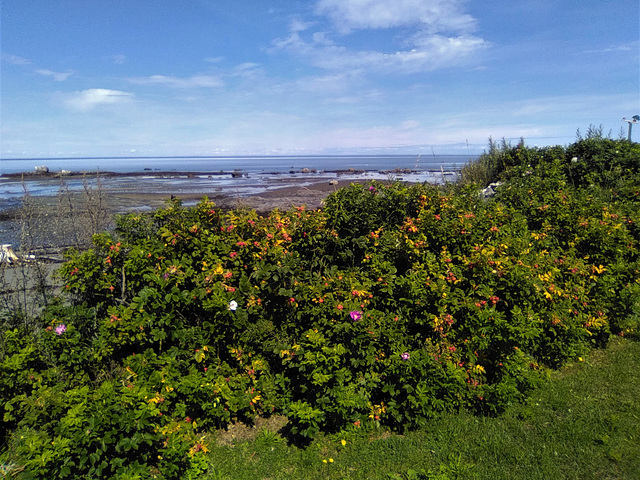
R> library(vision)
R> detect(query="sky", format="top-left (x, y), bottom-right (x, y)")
top-left (1, 0), bottom-right (638, 158)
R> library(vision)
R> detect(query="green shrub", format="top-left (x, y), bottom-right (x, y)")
top-left (1, 137), bottom-right (639, 477)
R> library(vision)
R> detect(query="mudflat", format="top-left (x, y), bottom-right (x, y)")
top-left (0, 178), bottom-right (367, 250)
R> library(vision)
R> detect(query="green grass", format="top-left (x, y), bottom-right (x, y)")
top-left (201, 337), bottom-right (640, 479)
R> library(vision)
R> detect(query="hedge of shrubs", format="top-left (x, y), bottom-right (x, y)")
top-left (1, 137), bottom-right (639, 478)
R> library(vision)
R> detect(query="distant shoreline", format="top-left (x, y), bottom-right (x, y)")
top-left (0, 153), bottom-right (471, 178)
top-left (0, 167), bottom-right (459, 210)
top-left (0, 166), bottom-right (461, 249)
top-left (0, 166), bottom-right (436, 179)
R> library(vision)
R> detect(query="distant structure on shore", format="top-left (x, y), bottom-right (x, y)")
top-left (622, 115), bottom-right (640, 141)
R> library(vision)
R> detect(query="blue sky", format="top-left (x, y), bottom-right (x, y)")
top-left (1, 0), bottom-right (638, 158)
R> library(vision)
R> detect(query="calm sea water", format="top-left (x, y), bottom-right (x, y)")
top-left (0, 154), bottom-right (474, 213)
top-left (1, 154), bottom-right (472, 175)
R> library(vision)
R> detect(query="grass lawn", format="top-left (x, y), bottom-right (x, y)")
top-left (203, 337), bottom-right (640, 479)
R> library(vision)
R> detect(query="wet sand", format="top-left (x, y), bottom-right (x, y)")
top-left (104, 178), bottom-right (360, 213)
top-left (0, 178), bottom-right (368, 250)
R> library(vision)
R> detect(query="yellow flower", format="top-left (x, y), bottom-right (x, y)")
top-left (329, 458), bottom-right (334, 463)
top-left (341, 439), bottom-right (347, 446)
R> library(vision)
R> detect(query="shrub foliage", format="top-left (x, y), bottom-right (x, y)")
top-left (1, 137), bottom-right (639, 478)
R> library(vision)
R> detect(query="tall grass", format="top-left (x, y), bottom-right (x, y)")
top-left (457, 137), bottom-right (517, 187)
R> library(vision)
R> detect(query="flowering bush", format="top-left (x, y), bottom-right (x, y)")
top-left (1, 137), bottom-right (639, 477)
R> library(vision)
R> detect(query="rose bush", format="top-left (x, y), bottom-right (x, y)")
top-left (1, 137), bottom-right (639, 478)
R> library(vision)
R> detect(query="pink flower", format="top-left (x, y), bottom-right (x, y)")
top-left (55, 324), bottom-right (67, 335)
top-left (401, 352), bottom-right (410, 361)
top-left (349, 310), bottom-right (362, 322)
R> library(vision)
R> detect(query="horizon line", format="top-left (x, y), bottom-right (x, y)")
top-left (1, 153), bottom-right (481, 162)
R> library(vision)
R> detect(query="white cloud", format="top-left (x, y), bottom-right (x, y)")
top-left (236, 62), bottom-right (261, 71)
top-left (1, 53), bottom-right (31, 65)
top-left (290, 18), bottom-right (314, 32)
top-left (64, 88), bottom-right (134, 111)
top-left (129, 74), bottom-right (224, 88)
top-left (296, 72), bottom-right (362, 95)
top-left (315, 0), bottom-right (476, 33)
top-left (271, 0), bottom-right (487, 73)
top-left (582, 41), bottom-right (640, 55)
top-left (105, 54), bottom-right (127, 65)
top-left (36, 69), bottom-right (73, 82)
top-left (228, 62), bottom-right (263, 79)
top-left (273, 31), bottom-right (486, 73)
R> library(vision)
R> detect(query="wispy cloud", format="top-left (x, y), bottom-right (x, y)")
top-left (295, 72), bottom-right (364, 95)
top-left (129, 74), bottom-right (224, 88)
top-left (1, 53), bottom-right (32, 65)
top-left (36, 68), bottom-right (73, 81)
top-left (63, 88), bottom-right (134, 111)
top-left (273, 31), bottom-right (486, 73)
top-left (582, 41), bottom-right (639, 55)
top-left (104, 54), bottom-right (127, 65)
top-left (272, 0), bottom-right (487, 73)
top-left (315, 0), bottom-right (476, 33)
top-left (3, 55), bottom-right (74, 81)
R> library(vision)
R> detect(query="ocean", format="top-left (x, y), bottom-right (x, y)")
top-left (0, 154), bottom-right (475, 212)
top-left (0, 154), bottom-right (473, 175)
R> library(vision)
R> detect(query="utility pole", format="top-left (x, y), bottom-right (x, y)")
top-left (622, 115), bottom-right (640, 141)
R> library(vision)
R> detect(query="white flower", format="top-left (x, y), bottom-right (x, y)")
top-left (228, 300), bottom-right (238, 311)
